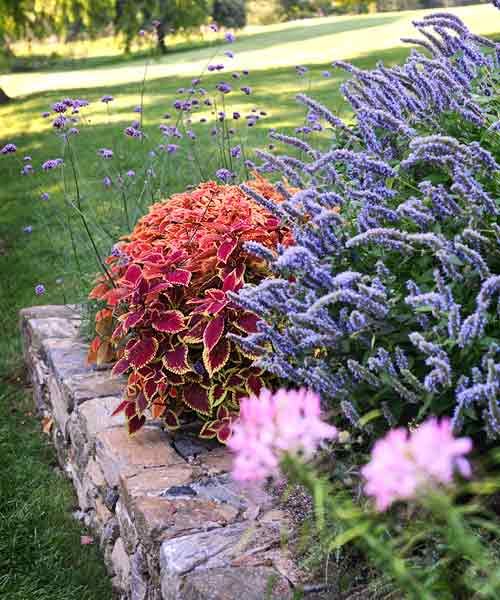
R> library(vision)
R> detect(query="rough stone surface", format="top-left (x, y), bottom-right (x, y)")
top-left (176, 567), bottom-right (292, 600)
top-left (20, 305), bottom-right (298, 600)
top-left (96, 427), bottom-right (184, 488)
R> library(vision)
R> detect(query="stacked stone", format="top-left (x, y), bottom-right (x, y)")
top-left (20, 306), bottom-right (297, 600)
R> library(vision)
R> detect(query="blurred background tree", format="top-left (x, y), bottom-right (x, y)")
top-left (212, 0), bottom-right (247, 29)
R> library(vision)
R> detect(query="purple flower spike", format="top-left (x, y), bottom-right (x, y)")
top-left (240, 86), bottom-right (252, 95)
top-left (35, 284), bottom-right (46, 296)
top-left (98, 148), bottom-right (114, 159)
top-left (52, 101), bottom-right (68, 113)
top-left (23, 225), bottom-right (33, 233)
top-left (216, 82), bottom-right (232, 94)
top-left (224, 50), bottom-right (235, 59)
top-left (126, 170), bottom-right (135, 178)
top-left (1, 143), bottom-right (17, 155)
top-left (42, 158), bottom-right (63, 171)
top-left (101, 95), bottom-right (114, 103)
top-left (230, 145), bottom-right (242, 158)
top-left (167, 144), bottom-right (179, 154)
top-left (124, 126), bottom-right (143, 138)
top-left (40, 192), bottom-right (50, 201)
top-left (225, 32), bottom-right (235, 43)
top-left (216, 168), bottom-right (235, 183)
top-left (209, 23), bottom-right (218, 32)
top-left (103, 176), bottom-right (112, 188)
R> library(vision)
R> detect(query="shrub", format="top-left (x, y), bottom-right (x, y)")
top-left (88, 178), bottom-right (292, 440)
top-left (232, 13), bottom-right (500, 445)
top-left (212, 0), bottom-right (247, 29)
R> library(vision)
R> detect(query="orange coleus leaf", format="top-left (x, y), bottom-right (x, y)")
top-left (125, 337), bottom-right (159, 369)
top-left (151, 310), bottom-right (185, 333)
top-left (87, 336), bottom-right (101, 364)
top-left (88, 282), bottom-right (110, 300)
top-left (203, 338), bottom-right (230, 377)
top-left (162, 345), bottom-right (191, 374)
top-left (96, 340), bottom-right (115, 365)
top-left (151, 397), bottom-right (167, 419)
top-left (183, 382), bottom-right (210, 415)
top-left (203, 314), bottom-right (224, 353)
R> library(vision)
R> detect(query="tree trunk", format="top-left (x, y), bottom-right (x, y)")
top-left (156, 21), bottom-right (168, 54)
top-left (0, 88), bottom-right (11, 104)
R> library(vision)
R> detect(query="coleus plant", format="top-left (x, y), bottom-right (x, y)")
top-left (88, 178), bottom-right (292, 442)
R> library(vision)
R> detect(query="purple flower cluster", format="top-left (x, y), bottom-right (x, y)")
top-left (232, 12), bottom-right (500, 441)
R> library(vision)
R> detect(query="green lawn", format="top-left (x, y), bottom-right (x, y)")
top-left (0, 5), bottom-right (498, 598)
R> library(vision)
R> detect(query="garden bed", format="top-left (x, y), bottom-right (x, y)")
top-left (20, 305), bottom-right (297, 600)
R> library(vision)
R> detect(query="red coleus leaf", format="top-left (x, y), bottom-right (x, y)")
top-left (111, 399), bottom-right (129, 417)
top-left (209, 385), bottom-right (226, 409)
top-left (222, 264), bottom-right (245, 293)
top-left (182, 316), bottom-right (207, 344)
top-left (123, 263), bottom-right (142, 286)
top-left (203, 314), bottom-right (225, 353)
top-left (122, 309), bottom-right (146, 330)
top-left (183, 382), bottom-right (210, 415)
top-left (143, 379), bottom-right (159, 401)
top-left (128, 414), bottom-right (146, 435)
top-left (234, 312), bottom-right (260, 334)
top-left (164, 409), bottom-right (180, 430)
top-left (217, 237), bottom-right (238, 264)
top-left (217, 405), bottom-right (230, 421)
top-left (111, 357), bottom-right (130, 377)
top-left (125, 337), bottom-right (159, 369)
top-left (164, 269), bottom-right (191, 286)
top-left (217, 420), bottom-right (233, 444)
top-left (151, 310), bottom-right (185, 333)
top-left (162, 345), bottom-right (191, 374)
top-left (135, 391), bottom-right (148, 414)
top-left (246, 374), bottom-right (263, 397)
top-left (203, 338), bottom-right (230, 377)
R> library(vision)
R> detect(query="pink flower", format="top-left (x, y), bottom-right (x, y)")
top-left (228, 388), bottom-right (337, 482)
top-left (362, 418), bottom-right (472, 511)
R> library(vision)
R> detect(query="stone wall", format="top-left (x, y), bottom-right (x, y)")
top-left (20, 306), bottom-right (297, 599)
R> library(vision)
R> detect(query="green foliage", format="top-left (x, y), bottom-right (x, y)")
top-left (212, 0), bottom-right (247, 29)
top-left (0, 384), bottom-right (112, 599)
top-left (115, 0), bottom-right (210, 53)
top-left (285, 453), bottom-right (500, 600)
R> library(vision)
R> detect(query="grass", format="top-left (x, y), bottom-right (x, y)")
top-left (0, 4), bottom-right (498, 598)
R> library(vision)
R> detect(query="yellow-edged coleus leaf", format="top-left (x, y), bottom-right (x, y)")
top-left (151, 310), bottom-right (185, 333)
top-left (111, 356), bottom-right (130, 377)
top-left (203, 314), bottom-right (225, 352)
top-left (208, 385), bottom-right (227, 410)
top-left (182, 382), bottom-right (211, 415)
top-left (125, 337), bottom-right (159, 369)
top-left (203, 338), bottom-right (231, 377)
top-left (182, 315), bottom-right (207, 344)
top-left (162, 345), bottom-right (192, 374)
top-left (199, 420), bottom-right (218, 439)
top-left (164, 409), bottom-right (180, 430)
